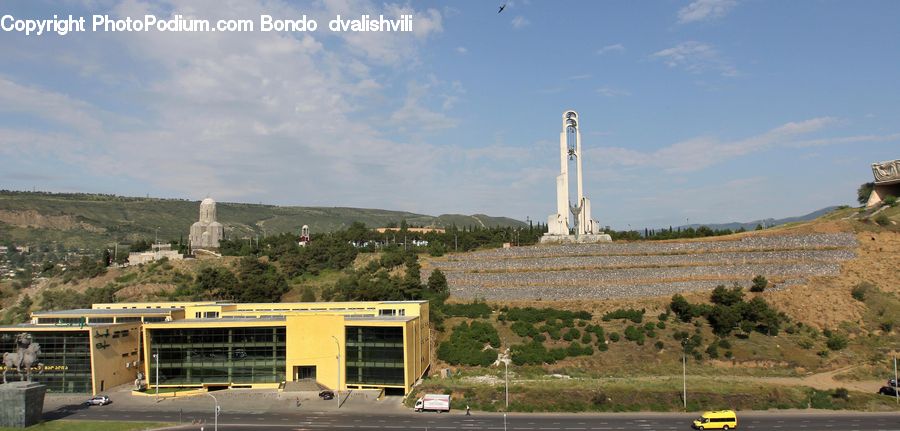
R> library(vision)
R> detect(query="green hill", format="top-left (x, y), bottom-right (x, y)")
top-left (0, 191), bottom-right (525, 248)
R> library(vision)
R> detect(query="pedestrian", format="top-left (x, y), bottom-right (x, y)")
top-left (296, 397), bottom-right (301, 407)
top-left (466, 404), bottom-right (470, 416)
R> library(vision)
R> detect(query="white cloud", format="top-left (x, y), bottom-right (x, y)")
top-left (788, 133), bottom-right (900, 148)
top-left (511, 16), bottom-right (529, 29)
top-left (651, 41), bottom-right (738, 77)
top-left (677, 0), bottom-right (738, 24)
top-left (455, 46), bottom-right (468, 54)
top-left (567, 74), bottom-right (592, 80)
top-left (596, 86), bottom-right (630, 97)
top-left (596, 43), bottom-right (625, 55)
top-left (591, 117), bottom-right (836, 173)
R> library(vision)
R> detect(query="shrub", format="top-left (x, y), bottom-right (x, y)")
top-left (832, 387), bottom-right (850, 401)
top-left (826, 332), bottom-right (848, 351)
top-left (624, 326), bottom-right (645, 345)
top-left (750, 275), bottom-right (768, 292)
top-left (602, 308), bottom-right (644, 323)
top-left (656, 321), bottom-right (666, 330)
top-left (798, 338), bottom-right (814, 350)
top-left (654, 341), bottom-right (664, 350)
top-left (658, 312), bottom-right (670, 322)
top-left (884, 195), bottom-right (897, 207)
top-left (879, 321), bottom-right (894, 333)
top-left (875, 214), bottom-right (891, 226)
top-left (718, 339), bottom-right (731, 349)
top-left (850, 283), bottom-right (870, 301)
top-left (608, 332), bottom-right (620, 342)
top-left (443, 300), bottom-right (491, 318)
top-left (437, 321), bottom-right (500, 366)
top-left (706, 343), bottom-right (719, 359)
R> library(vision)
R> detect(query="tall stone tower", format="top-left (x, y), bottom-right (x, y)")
top-left (541, 110), bottom-right (611, 244)
top-left (189, 197), bottom-right (224, 249)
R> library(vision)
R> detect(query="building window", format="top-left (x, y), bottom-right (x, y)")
top-left (116, 317), bottom-right (142, 323)
top-left (143, 317), bottom-right (166, 323)
top-left (378, 309), bottom-right (397, 317)
top-left (0, 330), bottom-right (92, 393)
top-left (203, 311), bottom-right (219, 319)
top-left (147, 326), bottom-right (286, 386)
top-left (89, 317), bottom-right (114, 324)
top-left (345, 326), bottom-right (405, 386)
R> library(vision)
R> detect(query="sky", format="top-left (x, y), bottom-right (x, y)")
top-left (0, 0), bottom-right (898, 229)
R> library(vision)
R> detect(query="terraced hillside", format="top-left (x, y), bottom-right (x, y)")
top-left (426, 233), bottom-right (858, 300)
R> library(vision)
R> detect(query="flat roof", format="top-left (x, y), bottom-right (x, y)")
top-left (146, 316), bottom-right (287, 325)
top-left (0, 323), bottom-right (135, 330)
top-left (33, 308), bottom-right (177, 316)
top-left (345, 315), bottom-right (417, 322)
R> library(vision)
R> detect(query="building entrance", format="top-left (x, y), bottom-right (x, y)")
top-left (294, 366), bottom-right (316, 380)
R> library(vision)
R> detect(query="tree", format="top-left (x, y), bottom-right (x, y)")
top-left (195, 267), bottom-right (239, 299)
top-left (427, 269), bottom-right (448, 294)
top-left (670, 294), bottom-right (696, 322)
top-left (750, 275), bottom-right (768, 292)
top-left (857, 182), bottom-right (875, 205)
top-left (235, 257), bottom-right (289, 303)
top-left (710, 284), bottom-right (744, 306)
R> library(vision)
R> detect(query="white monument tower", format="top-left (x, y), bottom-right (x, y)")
top-left (541, 110), bottom-right (611, 244)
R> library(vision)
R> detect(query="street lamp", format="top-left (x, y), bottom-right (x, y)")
top-left (681, 339), bottom-right (687, 410)
top-left (152, 350), bottom-right (159, 402)
top-left (205, 392), bottom-right (219, 431)
top-left (155, 227), bottom-right (160, 246)
top-left (331, 335), bottom-right (341, 409)
top-left (504, 360), bottom-right (509, 410)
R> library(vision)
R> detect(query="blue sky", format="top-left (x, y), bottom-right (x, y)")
top-left (0, 0), bottom-right (898, 229)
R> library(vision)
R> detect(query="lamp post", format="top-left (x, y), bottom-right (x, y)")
top-left (152, 350), bottom-right (159, 402)
top-left (504, 360), bottom-right (509, 410)
top-left (204, 392), bottom-right (219, 431)
top-left (155, 227), bottom-right (160, 245)
top-left (331, 335), bottom-right (340, 409)
top-left (894, 354), bottom-right (898, 405)
top-left (681, 340), bottom-right (687, 411)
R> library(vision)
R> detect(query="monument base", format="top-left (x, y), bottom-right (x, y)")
top-left (539, 233), bottom-right (612, 244)
top-left (0, 382), bottom-right (46, 428)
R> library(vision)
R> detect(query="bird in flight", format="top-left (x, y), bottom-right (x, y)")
top-left (498, 3), bottom-right (507, 13)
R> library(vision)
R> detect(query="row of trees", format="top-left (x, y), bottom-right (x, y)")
top-left (670, 284), bottom-right (786, 336)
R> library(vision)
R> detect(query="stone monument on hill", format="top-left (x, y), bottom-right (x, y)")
top-left (867, 159), bottom-right (900, 208)
top-left (189, 197), bottom-right (225, 249)
top-left (541, 110), bottom-right (612, 244)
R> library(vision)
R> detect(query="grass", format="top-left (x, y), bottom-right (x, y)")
top-left (409, 375), bottom-right (897, 412)
top-left (0, 421), bottom-right (172, 431)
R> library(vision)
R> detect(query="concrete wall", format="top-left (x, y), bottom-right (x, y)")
top-left (285, 314), bottom-right (344, 390)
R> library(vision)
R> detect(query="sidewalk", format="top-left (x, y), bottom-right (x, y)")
top-left (43, 385), bottom-right (409, 415)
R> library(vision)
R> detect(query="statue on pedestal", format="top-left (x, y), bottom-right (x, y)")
top-left (2, 333), bottom-right (41, 384)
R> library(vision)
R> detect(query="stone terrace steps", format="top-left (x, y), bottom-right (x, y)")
top-left (429, 233), bottom-right (857, 300)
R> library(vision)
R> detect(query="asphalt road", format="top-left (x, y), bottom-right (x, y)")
top-left (45, 405), bottom-right (900, 431)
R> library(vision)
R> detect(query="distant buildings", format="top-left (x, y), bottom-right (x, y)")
top-left (127, 243), bottom-right (183, 265)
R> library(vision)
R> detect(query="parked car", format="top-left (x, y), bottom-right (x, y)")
top-left (888, 378), bottom-right (898, 387)
top-left (85, 395), bottom-right (110, 406)
top-left (318, 390), bottom-right (334, 400)
top-left (879, 386), bottom-right (899, 397)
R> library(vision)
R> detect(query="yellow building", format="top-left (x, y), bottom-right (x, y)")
top-left (1, 300), bottom-right (430, 396)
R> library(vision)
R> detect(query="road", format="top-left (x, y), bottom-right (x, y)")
top-left (45, 405), bottom-right (900, 431)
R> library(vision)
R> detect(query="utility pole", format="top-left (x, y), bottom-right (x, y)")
top-left (331, 335), bottom-right (341, 409)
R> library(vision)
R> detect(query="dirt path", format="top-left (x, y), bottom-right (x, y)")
top-left (756, 366), bottom-right (883, 393)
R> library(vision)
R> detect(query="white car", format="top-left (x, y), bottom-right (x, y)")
top-left (85, 395), bottom-right (110, 406)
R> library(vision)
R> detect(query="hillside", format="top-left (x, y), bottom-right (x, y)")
top-left (676, 206), bottom-right (842, 232)
top-left (0, 191), bottom-right (525, 248)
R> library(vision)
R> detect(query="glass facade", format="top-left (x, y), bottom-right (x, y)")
top-left (148, 326), bottom-right (285, 385)
top-left (345, 326), bottom-right (405, 386)
top-left (0, 330), bottom-right (92, 393)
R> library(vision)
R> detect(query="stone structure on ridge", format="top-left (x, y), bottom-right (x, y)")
top-left (189, 197), bottom-right (225, 249)
top-left (867, 158), bottom-right (900, 208)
